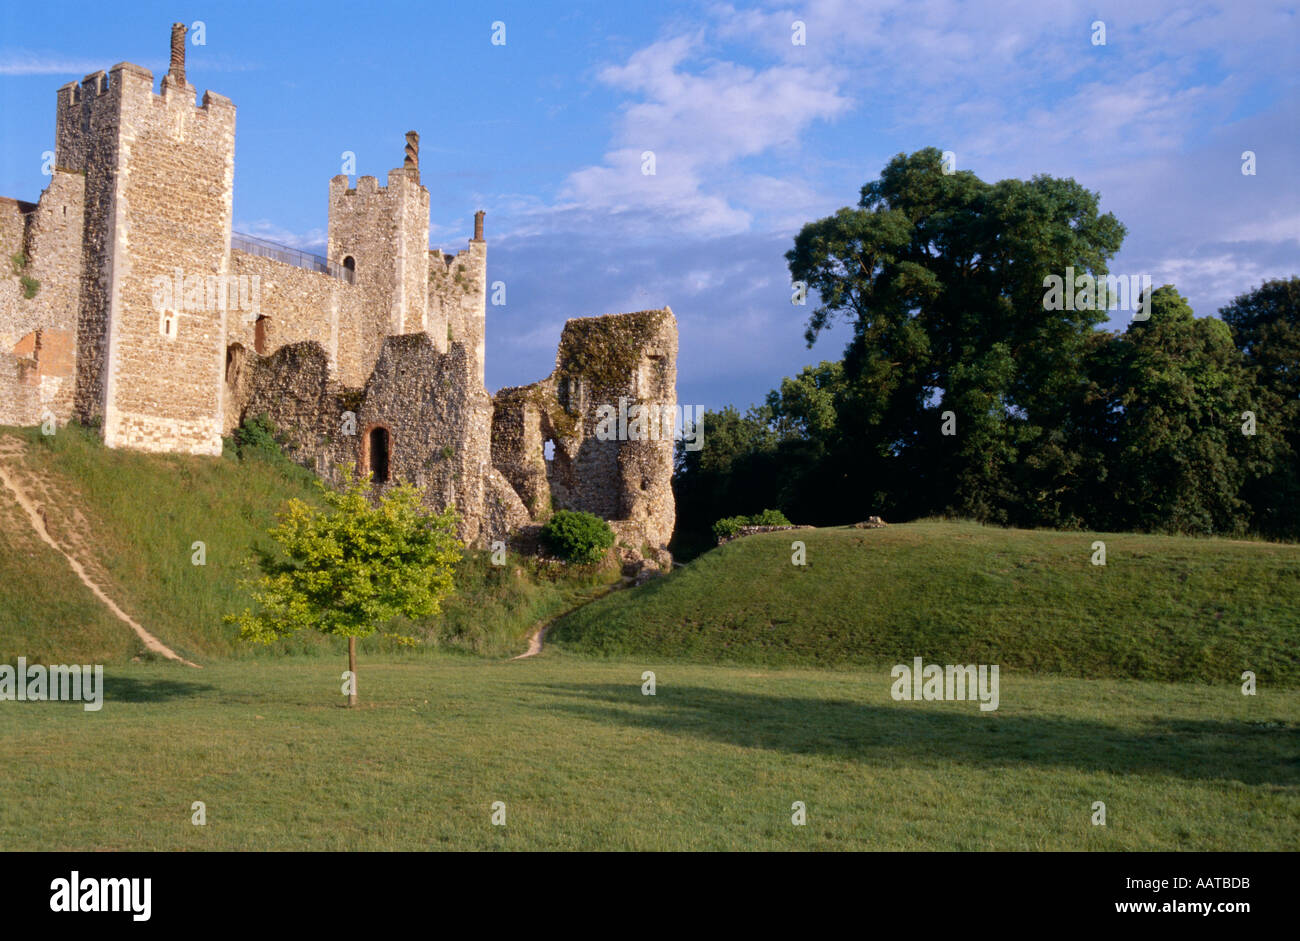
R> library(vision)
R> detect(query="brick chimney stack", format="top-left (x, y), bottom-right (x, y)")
top-left (473, 210), bottom-right (485, 241)
top-left (169, 23), bottom-right (187, 84)
top-left (404, 131), bottom-right (419, 170)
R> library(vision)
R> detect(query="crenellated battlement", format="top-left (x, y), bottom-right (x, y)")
top-left (55, 59), bottom-right (234, 176)
top-left (326, 143), bottom-right (432, 340)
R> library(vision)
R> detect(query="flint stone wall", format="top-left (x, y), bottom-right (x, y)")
top-left (490, 308), bottom-right (678, 556)
top-left (232, 334), bottom-right (529, 547)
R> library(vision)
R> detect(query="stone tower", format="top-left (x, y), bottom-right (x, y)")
top-left (57, 23), bottom-right (236, 455)
top-left (327, 135), bottom-right (431, 340)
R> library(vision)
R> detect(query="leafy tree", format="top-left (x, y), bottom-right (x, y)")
top-left (672, 405), bottom-right (782, 557)
top-left (1220, 277), bottom-right (1300, 538)
top-left (758, 361), bottom-right (848, 523)
top-left (230, 466), bottom-right (462, 706)
top-left (1088, 286), bottom-right (1262, 534)
top-left (764, 361), bottom-right (843, 442)
top-left (670, 151), bottom-right (1288, 544)
top-left (674, 404), bottom-right (776, 478)
top-left (786, 147), bottom-right (1127, 524)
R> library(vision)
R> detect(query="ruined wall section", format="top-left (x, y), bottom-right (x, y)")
top-left (491, 382), bottom-right (563, 519)
top-left (20, 170), bottom-right (86, 345)
top-left (429, 238), bottom-right (486, 383)
top-left (491, 308), bottom-right (678, 553)
top-left (0, 200), bottom-right (38, 427)
top-left (0, 329), bottom-right (76, 426)
top-left (0, 198), bottom-right (29, 271)
top-left (0, 198), bottom-right (36, 350)
top-left (232, 335), bottom-right (527, 548)
top-left (0, 353), bottom-right (42, 426)
top-left (0, 173), bottom-right (85, 427)
top-left (229, 340), bottom-right (343, 467)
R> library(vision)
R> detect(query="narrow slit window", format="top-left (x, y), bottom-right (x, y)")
top-left (368, 427), bottom-right (390, 484)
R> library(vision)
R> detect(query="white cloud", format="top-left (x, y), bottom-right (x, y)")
top-left (233, 220), bottom-right (327, 253)
top-left (0, 52), bottom-right (104, 76)
top-left (554, 30), bottom-right (852, 237)
top-left (1222, 214), bottom-right (1300, 244)
top-left (1148, 252), bottom-right (1281, 311)
top-left (0, 49), bottom-right (261, 77)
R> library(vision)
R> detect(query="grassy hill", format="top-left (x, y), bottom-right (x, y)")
top-left (0, 424), bottom-right (613, 665)
top-left (5, 423), bottom-right (1298, 685)
top-left (550, 522), bottom-right (1300, 684)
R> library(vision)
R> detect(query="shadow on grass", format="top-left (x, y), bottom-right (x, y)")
top-left (532, 683), bottom-right (1300, 786)
top-left (103, 675), bottom-right (217, 703)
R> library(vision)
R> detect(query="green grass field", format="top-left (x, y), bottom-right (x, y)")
top-left (2, 423), bottom-right (1297, 850)
top-left (2, 656), bottom-right (1295, 850)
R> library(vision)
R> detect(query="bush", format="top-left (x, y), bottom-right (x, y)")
top-left (233, 413), bottom-right (281, 462)
top-left (712, 515), bottom-right (750, 542)
top-left (713, 509), bottom-right (792, 542)
top-left (751, 508), bottom-right (792, 527)
top-left (540, 510), bottom-right (615, 565)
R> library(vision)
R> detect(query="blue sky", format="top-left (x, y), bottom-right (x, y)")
top-left (1, 0), bottom-right (1296, 410)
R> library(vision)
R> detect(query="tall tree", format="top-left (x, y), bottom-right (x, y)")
top-left (1095, 286), bottom-right (1262, 534)
top-left (786, 147), bottom-right (1127, 523)
top-left (672, 405), bottom-right (780, 557)
top-left (1219, 277), bottom-right (1300, 538)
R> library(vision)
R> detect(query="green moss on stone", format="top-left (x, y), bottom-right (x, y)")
top-left (555, 310), bottom-right (669, 394)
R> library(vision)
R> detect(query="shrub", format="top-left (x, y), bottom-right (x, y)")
top-left (233, 413), bottom-right (281, 462)
top-left (713, 509), bottom-right (792, 542)
top-left (712, 515), bottom-right (751, 542)
top-left (751, 508), bottom-right (791, 527)
top-left (540, 509), bottom-right (615, 564)
top-left (232, 415), bottom-right (311, 481)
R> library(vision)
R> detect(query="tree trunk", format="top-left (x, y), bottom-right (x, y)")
top-left (348, 635), bottom-right (358, 708)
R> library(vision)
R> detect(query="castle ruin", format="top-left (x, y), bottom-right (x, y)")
top-left (0, 24), bottom-right (677, 561)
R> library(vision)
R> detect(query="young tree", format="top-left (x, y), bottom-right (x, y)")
top-left (230, 466), bottom-right (462, 706)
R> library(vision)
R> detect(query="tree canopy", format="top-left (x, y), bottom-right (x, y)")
top-left (671, 152), bottom-right (1296, 554)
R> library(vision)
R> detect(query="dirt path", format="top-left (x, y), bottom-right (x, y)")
top-left (0, 435), bottom-right (200, 668)
top-left (510, 578), bottom-right (633, 661)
